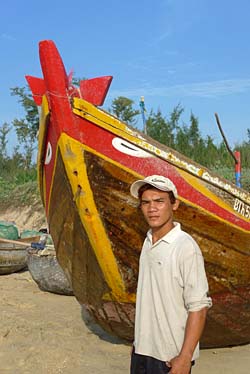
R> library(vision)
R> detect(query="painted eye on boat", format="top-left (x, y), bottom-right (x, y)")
top-left (45, 142), bottom-right (52, 165)
top-left (112, 137), bottom-right (152, 158)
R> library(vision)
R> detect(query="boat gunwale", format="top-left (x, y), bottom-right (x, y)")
top-left (72, 96), bottom-right (250, 206)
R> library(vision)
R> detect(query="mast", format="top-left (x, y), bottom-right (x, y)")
top-left (139, 96), bottom-right (147, 134)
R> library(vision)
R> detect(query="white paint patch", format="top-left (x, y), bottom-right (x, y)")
top-left (45, 142), bottom-right (52, 165)
top-left (112, 137), bottom-right (152, 158)
top-left (234, 198), bottom-right (250, 218)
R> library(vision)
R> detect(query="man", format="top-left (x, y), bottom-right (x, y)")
top-left (130, 175), bottom-right (212, 374)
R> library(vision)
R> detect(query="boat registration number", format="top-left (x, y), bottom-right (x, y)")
top-left (234, 198), bottom-right (250, 218)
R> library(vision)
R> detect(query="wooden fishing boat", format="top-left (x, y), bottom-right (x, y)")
top-left (0, 237), bottom-right (40, 275)
top-left (0, 241), bottom-right (28, 275)
top-left (27, 247), bottom-right (74, 296)
top-left (26, 40), bottom-right (250, 348)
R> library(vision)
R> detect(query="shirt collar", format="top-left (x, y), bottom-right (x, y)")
top-left (147, 222), bottom-right (181, 244)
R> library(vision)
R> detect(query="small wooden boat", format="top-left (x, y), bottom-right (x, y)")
top-left (27, 247), bottom-right (74, 295)
top-left (0, 237), bottom-right (41, 275)
top-left (0, 241), bottom-right (28, 275)
top-left (26, 40), bottom-right (250, 347)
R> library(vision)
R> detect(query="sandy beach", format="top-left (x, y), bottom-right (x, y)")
top-left (0, 207), bottom-right (249, 373)
top-left (0, 270), bottom-right (249, 374)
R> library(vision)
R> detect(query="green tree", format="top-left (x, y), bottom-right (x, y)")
top-left (186, 113), bottom-right (206, 163)
top-left (247, 128), bottom-right (250, 143)
top-left (146, 109), bottom-right (175, 147)
top-left (145, 105), bottom-right (226, 170)
top-left (110, 96), bottom-right (140, 125)
top-left (204, 135), bottom-right (220, 167)
top-left (175, 124), bottom-right (190, 155)
top-left (146, 105), bottom-right (184, 147)
top-left (168, 104), bottom-right (184, 143)
top-left (0, 122), bottom-right (11, 159)
top-left (235, 141), bottom-right (250, 168)
top-left (188, 113), bottom-right (200, 147)
top-left (10, 86), bottom-right (39, 168)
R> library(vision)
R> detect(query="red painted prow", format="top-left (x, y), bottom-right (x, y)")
top-left (25, 40), bottom-right (113, 107)
top-left (25, 76), bottom-right (45, 105)
top-left (80, 76), bottom-right (113, 106)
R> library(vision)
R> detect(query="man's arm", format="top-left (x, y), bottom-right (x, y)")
top-left (167, 307), bottom-right (208, 374)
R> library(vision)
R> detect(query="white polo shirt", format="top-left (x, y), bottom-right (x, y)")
top-left (134, 222), bottom-right (212, 362)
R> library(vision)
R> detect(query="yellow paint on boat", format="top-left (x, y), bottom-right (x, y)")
top-left (178, 168), bottom-right (250, 228)
top-left (37, 95), bottom-right (50, 206)
top-left (57, 133), bottom-right (136, 303)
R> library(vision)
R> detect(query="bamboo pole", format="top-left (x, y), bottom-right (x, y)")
top-left (0, 237), bottom-right (54, 249)
top-left (214, 113), bottom-right (238, 164)
top-left (0, 237), bottom-right (36, 246)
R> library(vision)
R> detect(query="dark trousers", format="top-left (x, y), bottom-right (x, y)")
top-left (130, 348), bottom-right (170, 374)
top-left (130, 348), bottom-right (194, 374)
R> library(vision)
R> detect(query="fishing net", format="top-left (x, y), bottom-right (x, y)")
top-left (0, 221), bottom-right (19, 240)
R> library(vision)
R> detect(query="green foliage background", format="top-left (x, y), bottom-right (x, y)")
top-left (0, 89), bottom-right (250, 209)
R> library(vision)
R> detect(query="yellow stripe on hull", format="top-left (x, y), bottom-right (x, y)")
top-left (56, 133), bottom-right (136, 303)
top-left (178, 168), bottom-right (250, 233)
top-left (37, 95), bottom-right (50, 205)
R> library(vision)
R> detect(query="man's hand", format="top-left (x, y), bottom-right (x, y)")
top-left (166, 354), bottom-right (192, 374)
top-left (130, 345), bottom-right (134, 356)
top-left (166, 308), bottom-right (207, 373)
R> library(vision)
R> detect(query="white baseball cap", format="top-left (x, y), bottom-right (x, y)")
top-left (130, 175), bottom-right (178, 199)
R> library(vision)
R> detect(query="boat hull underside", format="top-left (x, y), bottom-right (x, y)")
top-left (47, 148), bottom-right (250, 347)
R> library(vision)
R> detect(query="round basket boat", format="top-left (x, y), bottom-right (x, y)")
top-left (0, 242), bottom-right (28, 275)
top-left (27, 247), bottom-right (74, 296)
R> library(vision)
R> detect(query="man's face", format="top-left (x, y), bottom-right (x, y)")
top-left (140, 188), bottom-right (179, 231)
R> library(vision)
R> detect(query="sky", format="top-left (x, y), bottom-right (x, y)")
top-left (1, 0), bottom-right (250, 153)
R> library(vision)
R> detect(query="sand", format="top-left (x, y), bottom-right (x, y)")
top-left (0, 270), bottom-right (249, 374)
top-left (0, 207), bottom-right (249, 373)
